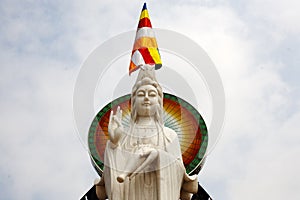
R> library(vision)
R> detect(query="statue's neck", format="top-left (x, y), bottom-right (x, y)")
top-left (136, 116), bottom-right (156, 126)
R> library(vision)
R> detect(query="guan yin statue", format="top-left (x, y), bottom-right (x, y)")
top-left (97, 65), bottom-right (199, 200)
top-left (86, 3), bottom-right (211, 200)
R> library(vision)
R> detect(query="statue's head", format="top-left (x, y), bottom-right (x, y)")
top-left (131, 65), bottom-right (163, 124)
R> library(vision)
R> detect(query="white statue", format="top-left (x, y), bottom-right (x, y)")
top-left (95, 65), bottom-right (198, 200)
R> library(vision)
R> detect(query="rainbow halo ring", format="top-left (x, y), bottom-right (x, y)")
top-left (88, 93), bottom-right (208, 175)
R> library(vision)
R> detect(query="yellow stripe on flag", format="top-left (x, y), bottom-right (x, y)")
top-left (139, 9), bottom-right (149, 20)
top-left (148, 48), bottom-right (162, 64)
top-left (133, 37), bottom-right (158, 51)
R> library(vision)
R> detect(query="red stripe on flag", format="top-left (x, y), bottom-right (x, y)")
top-left (138, 48), bottom-right (155, 64)
top-left (138, 17), bottom-right (152, 28)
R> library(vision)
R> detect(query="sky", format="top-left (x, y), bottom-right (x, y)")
top-left (1, 0), bottom-right (300, 199)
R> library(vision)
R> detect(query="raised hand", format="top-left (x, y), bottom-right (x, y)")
top-left (108, 106), bottom-right (123, 145)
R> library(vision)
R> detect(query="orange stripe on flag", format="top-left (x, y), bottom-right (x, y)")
top-left (133, 37), bottom-right (158, 51)
top-left (129, 61), bottom-right (139, 75)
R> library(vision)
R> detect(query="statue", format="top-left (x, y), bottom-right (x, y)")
top-left (95, 65), bottom-right (198, 200)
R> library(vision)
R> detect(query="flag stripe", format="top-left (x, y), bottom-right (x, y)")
top-left (138, 48), bottom-right (155, 64)
top-left (133, 37), bottom-right (158, 51)
top-left (138, 17), bottom-right (152, 28)
top-left (129, 61), bottom-right (139, 75)
top-left (131, 50), bottom-right (145, 66)
top-left (148, 48), bottom-right (162, 64)
top-left (155, 63), bottom-right (162, 70)
top-left (142, 3), bottom-right (147, 11)
top-left (139, 9), bottom-right (149, 20)
top-left (135, 27), bottom-right (156, 40)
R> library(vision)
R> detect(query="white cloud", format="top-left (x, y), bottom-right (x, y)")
top-left (0, 48), bottom-right (98, 199)
top-left (245, 0), bottom-right (300, 35)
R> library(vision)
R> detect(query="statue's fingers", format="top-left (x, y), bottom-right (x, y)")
top-left (113, 116), bottom-right (122, 127)
top-left (109, 110), bottom-right (113, 123)
top-left (118, 108), bottom-right (123, 119)
top-left (116, 106), bottom-right (121, 119)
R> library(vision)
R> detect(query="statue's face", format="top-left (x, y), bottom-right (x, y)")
top-left (135, 85), bottom-right (158, 117)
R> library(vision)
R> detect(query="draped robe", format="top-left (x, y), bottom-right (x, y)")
top-left (98, 126), bottom-right (198, 200)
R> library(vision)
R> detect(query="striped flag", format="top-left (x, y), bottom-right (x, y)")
top-left (129, 3), bottom-right (162, 75)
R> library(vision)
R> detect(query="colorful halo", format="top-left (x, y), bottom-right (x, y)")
top-left (88, 93), bottom-right (208, 175)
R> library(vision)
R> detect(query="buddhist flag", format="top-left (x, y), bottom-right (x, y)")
top-left (129, 3), bottom-right (162, 75)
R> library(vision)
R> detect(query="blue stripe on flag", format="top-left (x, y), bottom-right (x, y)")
top-left (142, 3), bottom-right (147, 11)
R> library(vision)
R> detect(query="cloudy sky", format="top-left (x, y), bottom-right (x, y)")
top-left (1, 0), bottom-right (300, 199)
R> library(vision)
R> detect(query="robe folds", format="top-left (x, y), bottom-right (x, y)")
top-left (99, 127), bottom-right (198, 200)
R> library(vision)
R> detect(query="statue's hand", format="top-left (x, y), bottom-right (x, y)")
top-left (140, 146), bottom-right (156, 157)
top-left (108, 106), bottom-right (123, 145)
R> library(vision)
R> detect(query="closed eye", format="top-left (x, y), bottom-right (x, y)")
top-left (137, 91), bottom-right (145, 96)
top-left (148, 90), bottom-right (157, 96)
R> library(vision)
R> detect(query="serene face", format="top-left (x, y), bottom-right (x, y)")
top-left (135, 85), bottom-right (159, 117)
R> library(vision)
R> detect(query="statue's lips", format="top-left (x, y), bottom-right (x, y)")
top-left (142, 102), bottom-right (151, 106)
